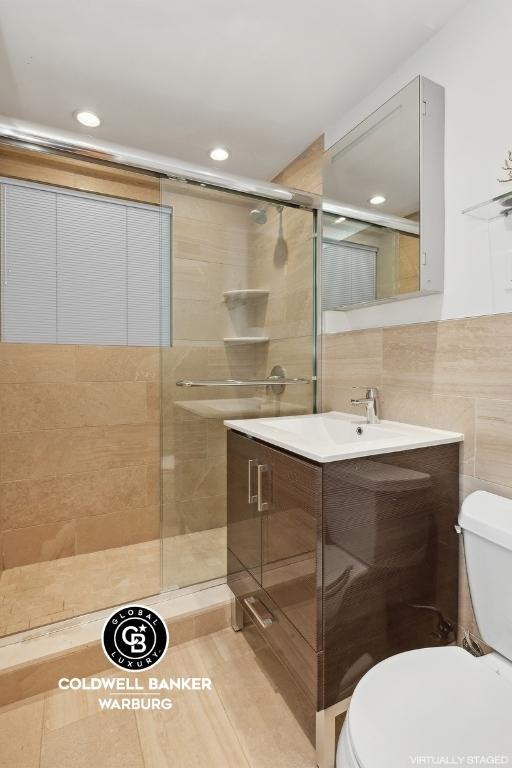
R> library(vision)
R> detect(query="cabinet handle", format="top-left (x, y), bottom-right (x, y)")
top-left (257, 464), bottom-right (271, 512)
top-left (247, 459), bottom-right (258, 504)
top-left (243, 596), bottom-right (273, 628)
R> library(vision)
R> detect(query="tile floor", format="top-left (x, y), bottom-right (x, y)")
top-left (0, 625), bottom-right (316, 768)
top-left (0, 528), bottom-right (226, 637)
top-left (162, 526), bottom-right (226, 590)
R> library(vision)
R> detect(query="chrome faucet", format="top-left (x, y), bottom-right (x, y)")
top-left (351, 387), bottom-right (379, 424)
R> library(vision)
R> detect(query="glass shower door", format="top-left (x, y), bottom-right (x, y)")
top-left (0, 146), bottom-right (168, 640)
top-left (160, 178), bottom-right (316, 590)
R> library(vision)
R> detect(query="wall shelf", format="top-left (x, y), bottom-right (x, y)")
top-left (223, 336), bottom-right (269, 345)
top-left (223, 289), bottom-right (269, 303)
top-left (463, 190), bottom-right (512, 221)
top-left (175, 397), bottom-right (303, 419)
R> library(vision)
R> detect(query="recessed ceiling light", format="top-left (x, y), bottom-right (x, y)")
top-left (334, 216), bottom-right (346, 224)
top-left (209, 147), bottom-right (229, 162)
top-left (368, 195), bottom-right (386, 205)
top-left (75, 109), bottom-right (101, 128)
top-left (75, 110), bottom-right (101, 128)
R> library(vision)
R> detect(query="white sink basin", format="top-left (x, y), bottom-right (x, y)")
top-left (224, 411), bottom-right (463, 463)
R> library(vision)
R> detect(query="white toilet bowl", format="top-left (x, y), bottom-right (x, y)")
top-left (336, 646), bottom-right (512, 768)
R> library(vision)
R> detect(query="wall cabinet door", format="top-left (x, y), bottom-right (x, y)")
top-left (227, 431), bottom-right (264, 584)
top-left (260, 443), bottom-right (322, 651)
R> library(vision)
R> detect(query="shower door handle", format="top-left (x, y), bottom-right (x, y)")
top-left (247, 459), bottom-right (258, 504)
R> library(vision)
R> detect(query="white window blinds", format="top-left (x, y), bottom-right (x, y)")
top-left (321, 240), bottom-right (376, 310)
top-left (0, 180), bottom-right (171, 346)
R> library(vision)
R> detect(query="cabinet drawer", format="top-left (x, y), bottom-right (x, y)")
top-left (240, 587), bottom-right (318, 707)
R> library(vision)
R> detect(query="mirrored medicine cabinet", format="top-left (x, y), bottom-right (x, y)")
top-left (322, 75), bottom-right (445, 310)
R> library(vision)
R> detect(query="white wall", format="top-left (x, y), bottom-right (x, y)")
top-left (324, 0), bottom-right (512, 333)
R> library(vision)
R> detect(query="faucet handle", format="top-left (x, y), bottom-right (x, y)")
top-left (352, 386), bottom-right (378, 398)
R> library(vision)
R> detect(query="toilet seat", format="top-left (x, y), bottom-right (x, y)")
top-left (337, 646), bottom-right (512, 768)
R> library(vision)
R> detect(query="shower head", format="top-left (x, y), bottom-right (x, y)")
top-left (249, 203), bottom-right (283, 225)
top-left (249, 207), bottom-right (267, 225)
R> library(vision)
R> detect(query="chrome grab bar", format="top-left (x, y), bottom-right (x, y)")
top-left (175, 377), bottom-right (310, 387)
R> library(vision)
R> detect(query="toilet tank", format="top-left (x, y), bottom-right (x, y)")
top-left (459, 490), bottom-right (512, 660)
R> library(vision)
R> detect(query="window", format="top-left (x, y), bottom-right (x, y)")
top-left (0, 179), bottom-right (171, 346)
top-left (321, 240), bottom-right (376, 309)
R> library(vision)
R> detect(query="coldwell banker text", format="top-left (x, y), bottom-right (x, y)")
top-left (58, 676), bottom-right (213, 711)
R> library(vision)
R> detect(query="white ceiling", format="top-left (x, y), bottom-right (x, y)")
top-left (0, 0), bottom-right (468, 180)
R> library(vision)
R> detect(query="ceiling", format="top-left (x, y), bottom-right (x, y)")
top-left (0, 0), bottom-right (468, 180)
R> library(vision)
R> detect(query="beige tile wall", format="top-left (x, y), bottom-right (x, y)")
top-left (160, 185), bottom-right (255, 552)
top-left (161, 344), bottom-right (267, 541)
top-left (0, 146), bottom-right (160, 204)
top-left (322, 314), bottom-right (512, 491)
top-left (169, 188), bottom-right (251, 343)
top-left (160, 182), bottom-right (316, 555)
top-left (273, 136), bottom-right (323, 196)
top-left (0, 148), bottom-right (162, 574)
top-left (0, 344), bottom-right (160, 569)
top-left (247, 204), bottom-right (316, 415)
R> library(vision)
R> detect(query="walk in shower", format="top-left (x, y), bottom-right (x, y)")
top-left (0, 131), bottom-right (318, 641)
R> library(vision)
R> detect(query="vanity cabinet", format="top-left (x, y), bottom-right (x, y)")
top-left (227, 428), bottom-right (460, 713)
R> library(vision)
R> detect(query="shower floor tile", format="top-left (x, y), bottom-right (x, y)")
top-left (0, 527), bottom-right (226, 638)
top-left (162, 526), bottom-right (226, 589)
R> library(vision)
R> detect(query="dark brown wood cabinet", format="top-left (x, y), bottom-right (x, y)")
top-left (227, 428), bottom-right (460, 715)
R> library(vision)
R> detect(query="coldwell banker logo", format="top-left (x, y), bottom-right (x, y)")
top-left (102, 604), bottom-right (169, 671)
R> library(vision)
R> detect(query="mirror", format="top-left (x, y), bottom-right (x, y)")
top-left (321, 215), bottom-right (420, 310)
top-left (322, 76), bottom-right (444, 309)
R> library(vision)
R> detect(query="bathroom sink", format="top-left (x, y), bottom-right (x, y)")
top-left (224, 411), bottom-right (463, 462)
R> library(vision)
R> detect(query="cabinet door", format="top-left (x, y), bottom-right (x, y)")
top-left (227, 430), bottom-right (264, 584)
top-left (260, 444), bottom-right (322, 650)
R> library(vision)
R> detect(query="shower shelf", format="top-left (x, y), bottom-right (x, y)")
top-left (223, 336), bottom-right (269, 345)
top-left (223, 289), bottom-right (269, 302)
top-left (462, 189), bottom-right (512, 221)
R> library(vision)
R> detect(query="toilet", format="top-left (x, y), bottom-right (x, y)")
top-left (336, 490), bottom-right (512, 767)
